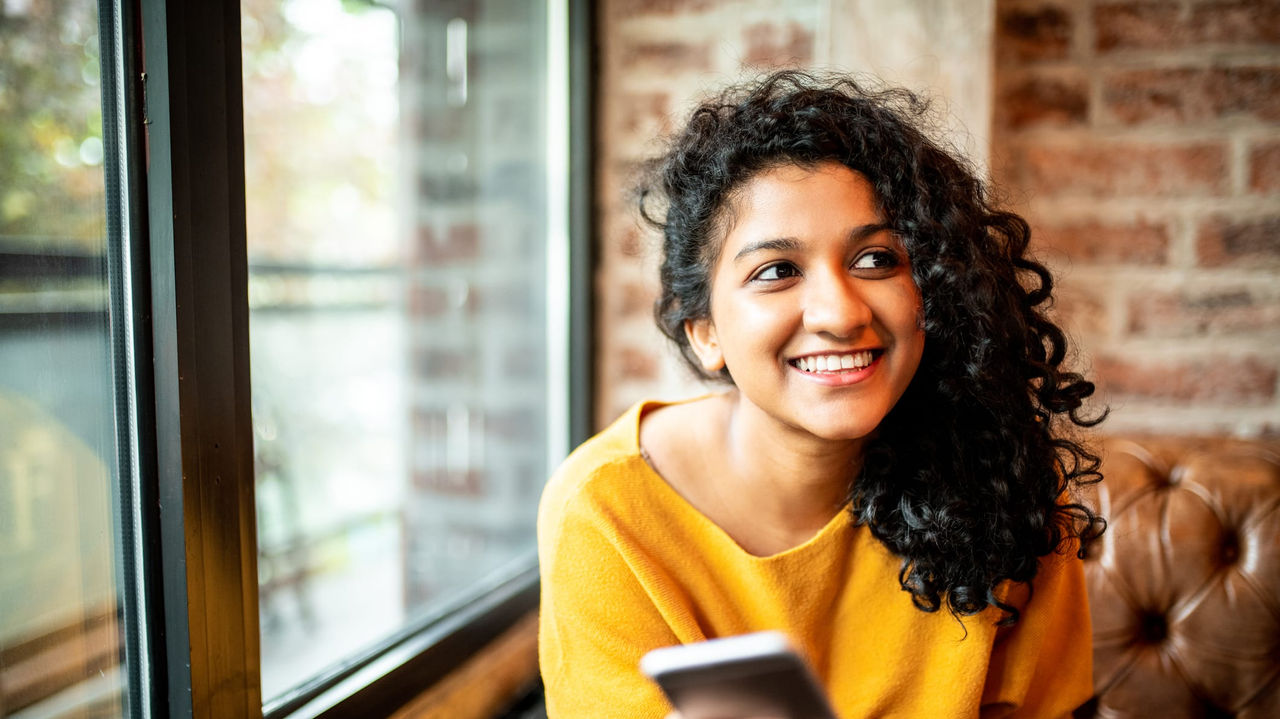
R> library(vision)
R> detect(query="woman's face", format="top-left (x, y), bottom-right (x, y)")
top-left (685, 161), bottom-right (925, 443)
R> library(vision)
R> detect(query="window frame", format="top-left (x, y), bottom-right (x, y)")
top-left (137, 0), bottom-right (260, 715)
top-left (99, 0), bottom-right (165, 715)
top-left (117, 0), bottom-right (594, 716)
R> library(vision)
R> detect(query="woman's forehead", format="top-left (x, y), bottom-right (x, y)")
top-left (716, 164), bottom-right (883, 245)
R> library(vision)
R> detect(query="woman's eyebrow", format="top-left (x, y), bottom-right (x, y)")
top-left (731, 223), bottom-right (893, 263)
top-left (851, 222), bottom-right (894, 242)
top-left (732, 237), bottom-right (802, 263)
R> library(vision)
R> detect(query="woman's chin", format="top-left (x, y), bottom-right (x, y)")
top-left (788, 416), bottom-right (882, 444)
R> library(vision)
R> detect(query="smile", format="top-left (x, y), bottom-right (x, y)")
top-left (789, 350), bottom-right (879, 373)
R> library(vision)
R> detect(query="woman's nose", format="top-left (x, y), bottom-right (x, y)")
top-left (802, 271), bottom-right (872, 339)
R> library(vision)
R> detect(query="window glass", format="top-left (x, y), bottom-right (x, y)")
top-left (242, 0), bottom-right (551, 700)
top-left (0, 0), bottom-right (126, 715)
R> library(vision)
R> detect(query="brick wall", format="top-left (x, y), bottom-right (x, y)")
top-left (595, 0), bottom-right (824, 426)
top-left (402, 1), bottom-right (551, 604)
top-left (993, 0), bottom-right (1280, 436)
top-left (595, 0), bottom-right (1280, 437)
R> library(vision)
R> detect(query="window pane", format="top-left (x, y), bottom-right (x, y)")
top-left (0, 0), bottom-right (126, 716)
top-left (242, 0), bottom-right (552, 700)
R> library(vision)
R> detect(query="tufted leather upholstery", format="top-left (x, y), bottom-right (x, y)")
top-left (1076, 437), bottom-right (1280, 719)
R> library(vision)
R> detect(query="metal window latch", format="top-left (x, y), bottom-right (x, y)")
top-left (141, 71), bottom-right (151, 126)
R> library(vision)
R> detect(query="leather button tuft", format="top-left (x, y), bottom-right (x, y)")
top-left (1202, 700), bottom-right (1233, 719)
top-left (1137, 611), bottom-right (1168, 644)
top-left (1219, 532), bottom-right (1240, 565)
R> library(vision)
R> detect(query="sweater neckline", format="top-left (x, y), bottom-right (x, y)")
top-left (627, 396), bottom-right (854, 563)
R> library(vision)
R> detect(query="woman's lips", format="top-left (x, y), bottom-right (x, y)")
top-left (788, 350), bottom-right (884, 386)
top-left (789, 350), bottom-right (877, 373)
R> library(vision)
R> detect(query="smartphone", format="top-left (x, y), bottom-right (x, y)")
top-left (639, 631), bottom-right (838, 719)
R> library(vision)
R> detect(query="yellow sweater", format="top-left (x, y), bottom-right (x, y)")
top-left (538, 399), bottom-right (1093, 718)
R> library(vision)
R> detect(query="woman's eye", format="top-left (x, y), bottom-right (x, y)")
top-left (852, 250), bottom-right (900, 270)
top-left (754, 262), bottom-right (800, 281)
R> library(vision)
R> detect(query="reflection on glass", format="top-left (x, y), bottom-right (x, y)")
top-left (0, 0), bottom-right (126, 716)
top-left (243, 0), bottom-right (551, 700)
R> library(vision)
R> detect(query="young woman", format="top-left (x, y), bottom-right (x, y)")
top-left (538, 71), bottom-right (1105, 718)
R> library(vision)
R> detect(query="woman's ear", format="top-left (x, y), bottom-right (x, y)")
top-left (684, 317), bottom-right (726, 373)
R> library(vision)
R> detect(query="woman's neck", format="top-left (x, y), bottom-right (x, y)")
top-left (640, 391), bottom-right (866, 556)
top-left (719, 391), bottom-right (864, 532)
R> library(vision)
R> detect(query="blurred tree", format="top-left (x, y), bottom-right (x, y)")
top-left (241, 0), bottom-right (398, 266)
top-left (0, 0), bottom-right (106, 251)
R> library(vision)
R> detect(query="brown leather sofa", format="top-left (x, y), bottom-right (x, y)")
top-left (1077, 437), bottom-right (1280, 718)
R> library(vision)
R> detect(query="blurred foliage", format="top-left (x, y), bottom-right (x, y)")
top-left (241, 0), bottom-right (399, 265)
top-left (0, 0), bottom-right (106, 251)
top-left (0, 0), bottom-right (395, 261)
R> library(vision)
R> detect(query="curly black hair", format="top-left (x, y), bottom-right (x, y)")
top-left (639, 70), bottom-right (1106, 624)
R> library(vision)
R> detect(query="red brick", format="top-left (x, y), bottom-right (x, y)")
top-left (1095, 3), bottom-right (1183, 52)
top-left (997, 74), bottom-right (1089, 130)
top-left (998, 4), bottom-right (1074, 63)
top-left (409, 285), bottom-right (454, 317)
top-left (612, 0), bottom-right (721, 18)
top-left (415, 223), bottom-right (481, 263)
top-left (447, 224), bottom-right (479, 256)
top-left (1249, 141), bottom-right (1280, 193)
top-left (620, 40), bottom-right (713, 73)
top-left (617, 345), bottom-right (659, 380)
top-left (413, 225), bottom-right (437, 262)
top-left (1104, 67), bottom-right (1280, 126)
top-left (1021, 142), bottom-right (1226, 197)
top-left (1095, 2), bottom-right (1280, 53)
top-left (1197, 215), bottom-right (1280, 267)
top-left (1034, 220), bottom-right (1170, 264)
top-left (1193, 1), bottom-right (1280, 45)
top-left (1047, 283), bottom-right (1109, 337)
top-left (741, 21), bottom-right (814, 69)
top-left (1127, 289), bottom-right (1280, 336)
top-left (616, 92), bottom-right (671, 140)
top-left (617, 225), bottom-right (647, 258)
top-left (615, 280), bottom-right (655, 321)
top-left (1094, 355), bottom-right (1277, 404)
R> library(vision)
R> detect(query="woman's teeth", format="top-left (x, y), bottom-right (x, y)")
top-left (793, 351), bottom-right (875, 373)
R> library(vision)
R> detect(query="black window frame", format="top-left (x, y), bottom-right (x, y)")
top-left (105, 0), bottom-right (595, 716)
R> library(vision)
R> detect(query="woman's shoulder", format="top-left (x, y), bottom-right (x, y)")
top-left (538, 394), bottom-right (725, 540)
top-left (541, 404), bottom-right (645, 517)
top-left (540, 398), bottom-right (682, 527)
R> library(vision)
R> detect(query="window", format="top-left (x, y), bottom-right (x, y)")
top-left (0, 1), bottom-right (129, 715)
top-left (241, 0), bottom-right (581, 706)
top-left (0, 0), bottom-right (590, 715)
